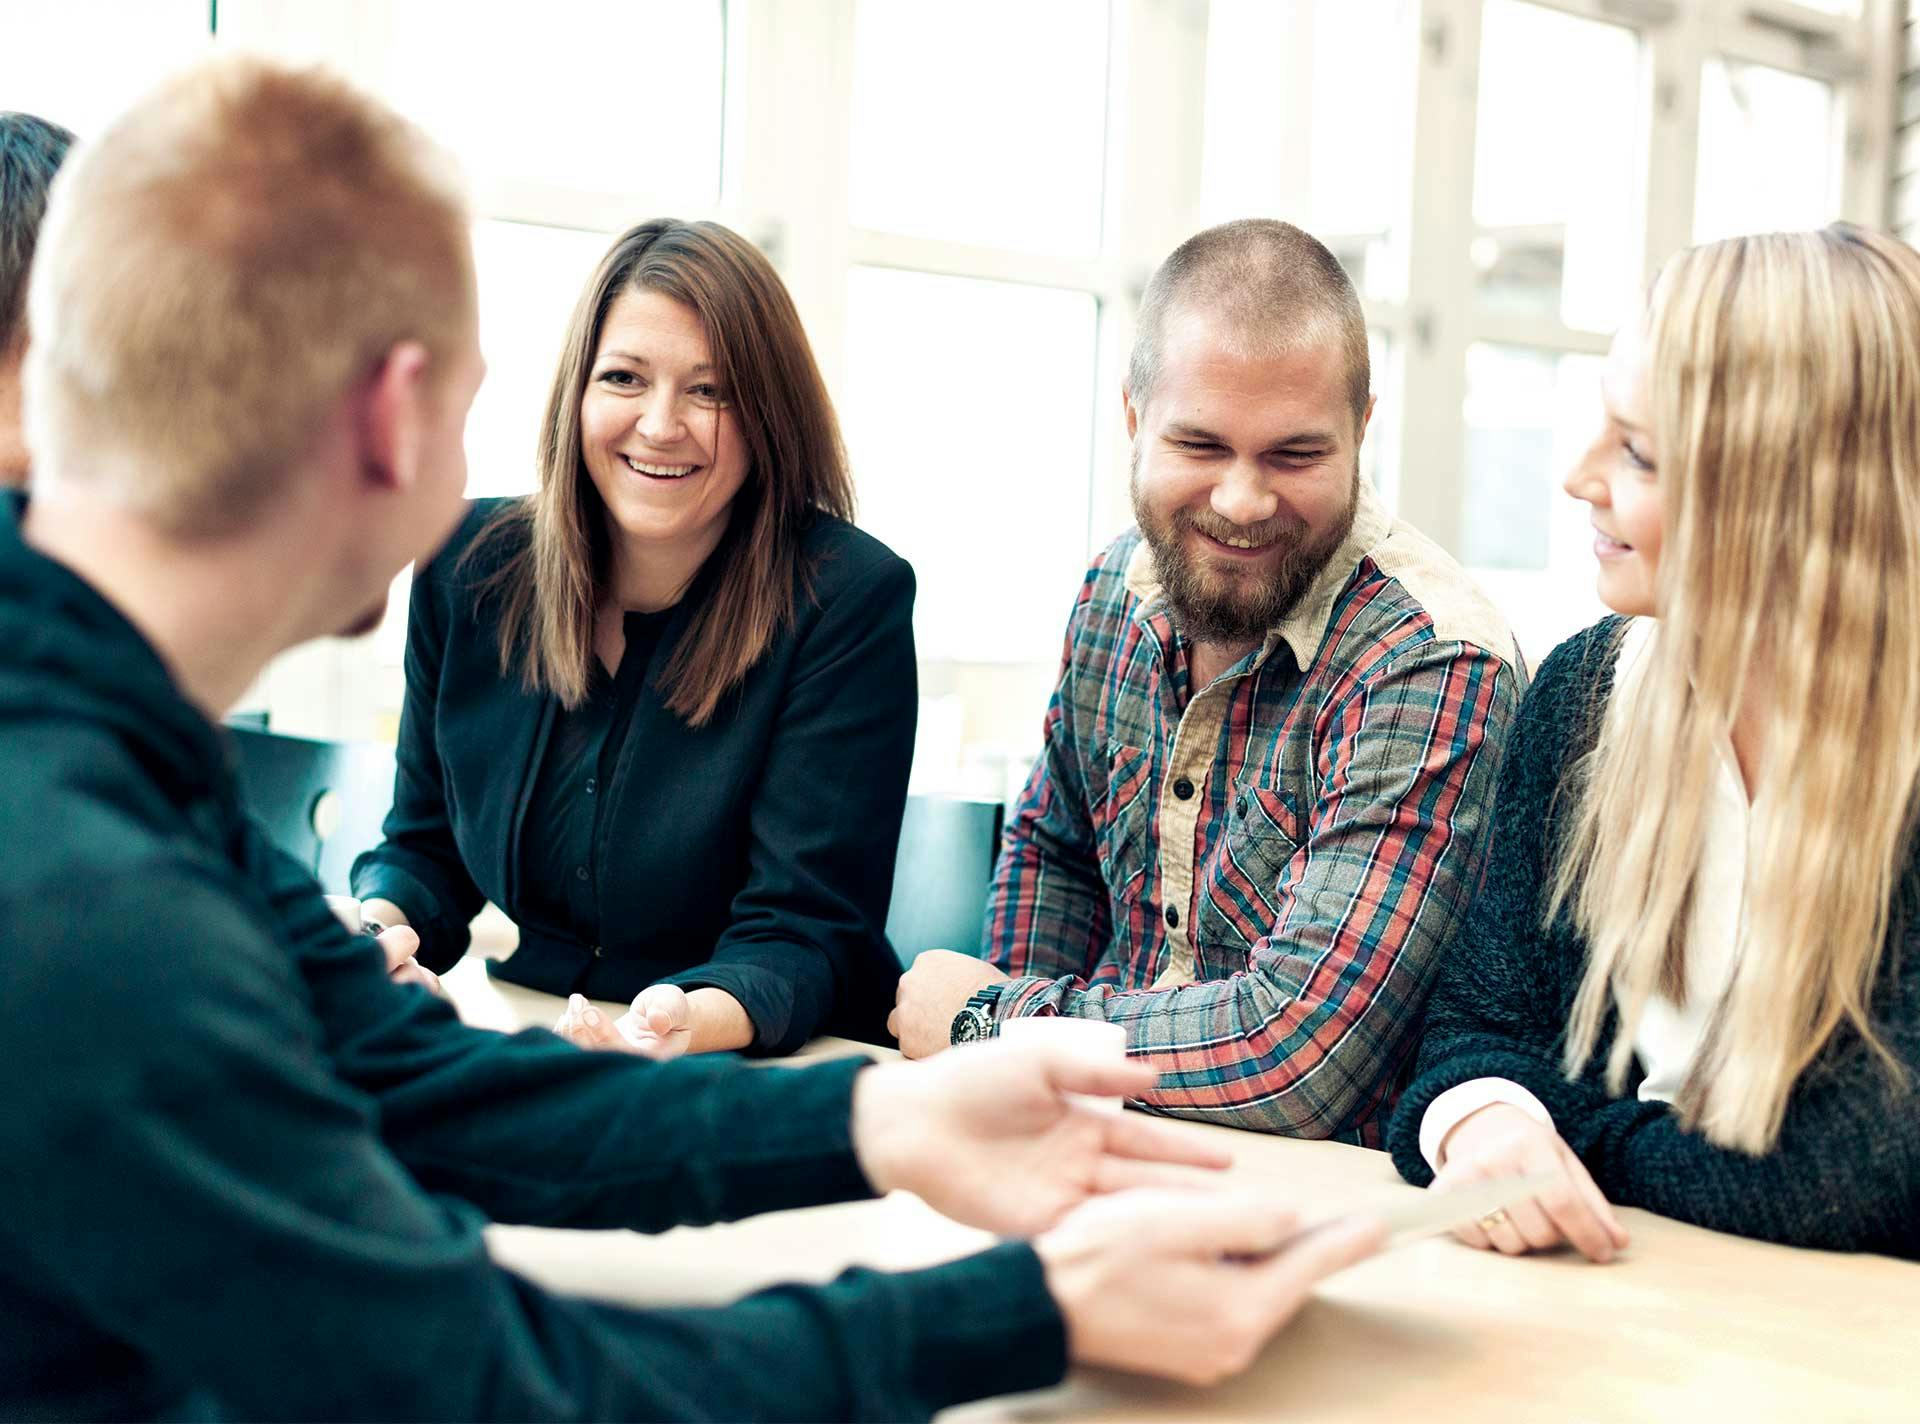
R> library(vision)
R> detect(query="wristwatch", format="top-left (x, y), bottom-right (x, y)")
top-left (950, 985), bottom-right (1004, 1045)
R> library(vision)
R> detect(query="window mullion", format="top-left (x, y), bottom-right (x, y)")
top-left (1395, 0), bottom-right (1483, 554)
top-left (1089, 0), bottom-right (1212, 547)
top-left (1641, 4), bottom-right (1708, 276)
top-left (729, 0), bottom-right (857, 400)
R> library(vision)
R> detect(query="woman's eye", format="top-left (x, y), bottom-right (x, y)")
top-left (690, 384), bottom-right (730, 404)
top-left (1622, 440), bottom-right (1655, 472)
top-left (598, 370), bottom-right (638, 388)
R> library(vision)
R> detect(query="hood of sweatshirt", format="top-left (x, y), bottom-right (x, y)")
top-left (0, 491), bottom-right (229, 816)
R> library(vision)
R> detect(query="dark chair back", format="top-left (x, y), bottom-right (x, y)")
top-left (884, 795), bottom-right (1005, 967)
top-left (227, 726), bottom-right (397, 894)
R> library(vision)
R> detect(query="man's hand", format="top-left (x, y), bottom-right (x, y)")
top-left (850, 1039), bottom-right (1231, 1237)
top-left (889, 948), bottom-right (1007, 1058)
top-left (1036, 1190), bottom-right (1386, 1386)
top-left (1434, 1103), bottom-right (1630, 1263)
top-left (324, 893), bottom-right (442, 997)
top-left (555, 987), bottom-right (693, 1060)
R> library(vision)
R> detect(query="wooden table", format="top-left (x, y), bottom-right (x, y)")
top-left (441, 956), bottom-right (1920, 1421)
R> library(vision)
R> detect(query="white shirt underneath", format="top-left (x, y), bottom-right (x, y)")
top-left (1419, 621), bottom-right (1749, 1170)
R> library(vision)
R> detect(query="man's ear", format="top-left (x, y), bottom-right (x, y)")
top-left (1122, 384), bottom-right (1140, 441)
top-left (357, 340), bottom-right (432, 494)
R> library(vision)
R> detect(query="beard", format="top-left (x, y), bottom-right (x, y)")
top-left (1131, 451), bottom-right (1358, 647)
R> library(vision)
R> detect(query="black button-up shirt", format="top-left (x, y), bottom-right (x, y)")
top-left (517, 609), bottom-right (673, 952)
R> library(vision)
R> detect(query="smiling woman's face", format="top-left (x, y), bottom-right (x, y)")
top-left (1563, 318), bottom-right (1665, 618)
top-left (578, 287), bottom-right (749, 568)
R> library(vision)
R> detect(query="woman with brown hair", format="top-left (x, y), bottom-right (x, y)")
top-left (347, 218), bottom-right (916, 1056)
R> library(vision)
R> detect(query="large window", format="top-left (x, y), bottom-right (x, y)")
top-left (1199, 0), bottom-right (1420, 302)
top-left (0, 0), bottom-right (209, 135)
top-left (848, 0), bottom-right (1111, 256)
top-left (11, 0), bottom-right (1898, 778)
top-left (842, 267), bottom-right (1100, 667)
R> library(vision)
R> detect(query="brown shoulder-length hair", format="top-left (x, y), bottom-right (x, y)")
top-left (474, 218), bottom-right (854, 725)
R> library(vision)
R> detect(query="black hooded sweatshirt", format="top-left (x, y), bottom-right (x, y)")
top-left (0, 494), bottom-right (1065, 1422)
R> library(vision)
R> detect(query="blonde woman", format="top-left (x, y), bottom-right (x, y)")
top-left (1388, 224), bottom-right (1920, 1261)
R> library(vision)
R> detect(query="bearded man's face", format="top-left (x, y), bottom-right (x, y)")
top-left (1127, 316), bottom-right (1368, 646)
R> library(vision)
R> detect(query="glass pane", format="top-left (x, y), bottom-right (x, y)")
top-left (1199, 0), bottom-right (1418, 301)
top-left (1472, 1), bottom-right (1642, 333)
top-left (375, 0), bottom-right (723, 204)
top-left (842, 267), bottom-right (1100, 663)
top-left (0, 0), bottom-right (208, 137)
top-left (1362, 330), bottom-right (1399, 510)
top-left (1460, 344), bottom-right (1604, 573)
top-left (1694, 61), bottom-right (1837, 243)
top-left (849, 0), bottom-right (1109, 255)
top-left (466, 221), bottom-right (615, 497)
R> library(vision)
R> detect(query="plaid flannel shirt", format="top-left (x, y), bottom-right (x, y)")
top-left (984, 481), bottom-right (1523, 1146)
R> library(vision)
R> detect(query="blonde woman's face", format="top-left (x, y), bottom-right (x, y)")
top-left (1564, 320), bottom-right (1663, 618)
top-left (579, 288), bottom-right (749, 568)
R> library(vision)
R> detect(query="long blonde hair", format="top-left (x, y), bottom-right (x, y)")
top-left (1550, 226), bottom-right (1920, 1153)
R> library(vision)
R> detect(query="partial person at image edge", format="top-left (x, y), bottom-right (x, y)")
top-left (347, 219), bottom-right (914, 1058)
top-left (892, 219), bottom-right (1524, 1146)
top-left (1390, 225), bottom-right (1920, 1262)
top-left (0, 109), bottom-right (75, 486)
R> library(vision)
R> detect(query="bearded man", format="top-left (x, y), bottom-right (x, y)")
top-left (892, 219), bottom-right (1524, 1146)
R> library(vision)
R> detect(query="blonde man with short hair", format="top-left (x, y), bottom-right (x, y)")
top-left (0, 57), bottom-right (1385, 1422)
top-left (1391, 225), bottom-right (1920, 1262)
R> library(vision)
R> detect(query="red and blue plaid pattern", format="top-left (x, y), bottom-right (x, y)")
top-left (985, 514), bottom-right (1521, 1146)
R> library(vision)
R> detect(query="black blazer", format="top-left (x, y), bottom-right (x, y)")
top-left (352, 498), bottom-right (915, 1054)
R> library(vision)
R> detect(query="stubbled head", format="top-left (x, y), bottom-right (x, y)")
top-left (23, 55), bottom-right (478, 541)
top-left (1124, 220), bottom-right (1373, 644)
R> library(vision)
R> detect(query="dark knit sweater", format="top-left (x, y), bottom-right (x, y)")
top-left (1389, 617), bottom-right (1920, 1258)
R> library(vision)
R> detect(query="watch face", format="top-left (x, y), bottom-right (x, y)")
top-left (951, 1007), bottom-right (990, 1044)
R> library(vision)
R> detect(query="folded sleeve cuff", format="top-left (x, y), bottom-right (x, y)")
top-left (996, 976), bottom-right (1066, 1022)
top-left (664, 962), bottom-right (819, 1058)
top-left (1418, 1077), bottom-right (1556, 1173)
top-left (348, 860), bottom-right (457, 969)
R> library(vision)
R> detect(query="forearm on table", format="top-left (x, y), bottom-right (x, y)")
top-left (349, 850), bottom-right (477, 969)
top-left (684, 987), bottom-right (755, 1054)
top-left (999, 960), bottom-right (1413, 1137)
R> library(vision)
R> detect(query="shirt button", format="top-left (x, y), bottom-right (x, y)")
top-left (1173, 777), bottom-right (1194, 800)
top-left (585, 777), bottom-right (596, 795)
top-left (575, 865), bottom-right (590, 882)
top-left (1164, 906), bottom-right (1180, 929)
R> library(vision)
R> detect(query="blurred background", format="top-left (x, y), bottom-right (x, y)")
top-left (2, 0), bottom-right (1907, 800)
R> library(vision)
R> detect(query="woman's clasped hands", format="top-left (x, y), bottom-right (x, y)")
top-left (555, 984), bottom-right (695, 1059)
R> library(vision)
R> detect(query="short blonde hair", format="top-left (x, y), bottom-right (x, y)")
top-left (24, 56), bottom-right (473, 535)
